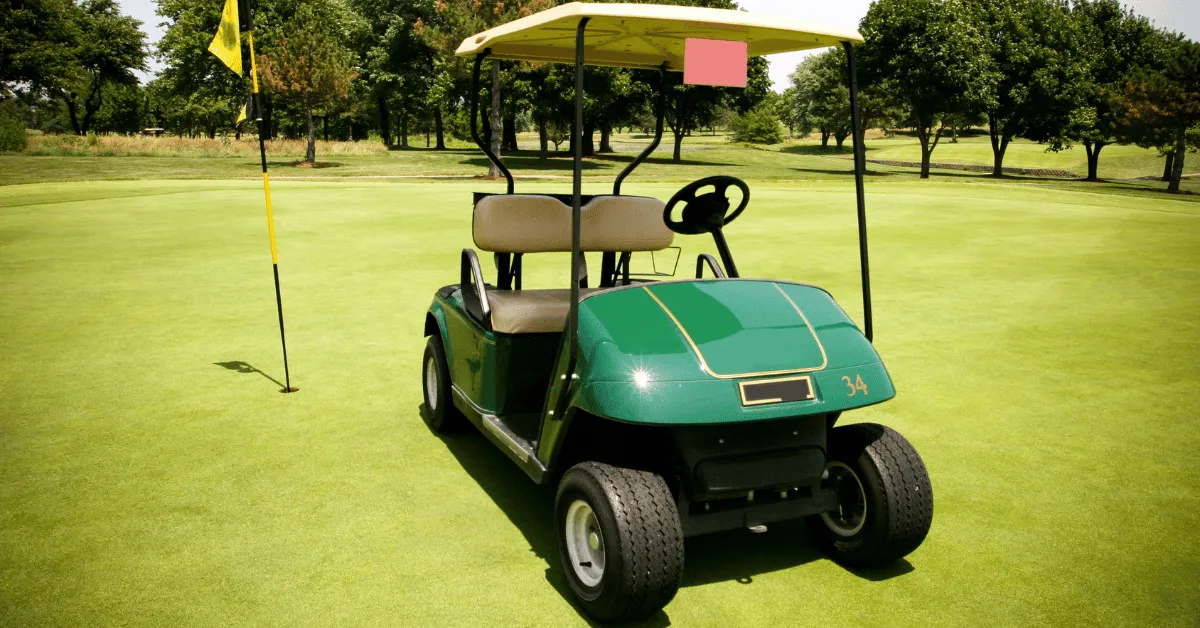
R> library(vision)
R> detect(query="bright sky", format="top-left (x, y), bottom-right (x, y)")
top-left (123, 0), bottom-right (1200, 88)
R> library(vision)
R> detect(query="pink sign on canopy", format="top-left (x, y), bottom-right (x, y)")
top-left (683, 38), bottom-right (748, 88)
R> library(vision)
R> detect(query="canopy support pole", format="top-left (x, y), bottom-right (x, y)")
top-left (613, 64), bottom-right (667, 195)
top-left (842, 41), bottom-right (873, 343)
top-left (568, 17), bottom-right (590, 376)
top-left (470, 51), bottom-right (514, 194)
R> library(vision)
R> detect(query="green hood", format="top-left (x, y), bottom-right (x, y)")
top-left (572, 279), bottom-right (892, 424)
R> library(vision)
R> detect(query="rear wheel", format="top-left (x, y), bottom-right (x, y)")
top-left (421, 335), bottom-right (465, 433)
top-left (555, 462), bottom-right (684, 622)
top-left (806, 423), bottom-right (933, 567)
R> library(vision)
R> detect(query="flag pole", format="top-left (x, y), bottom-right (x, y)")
top-left (242, 2), bottom-right (296, 393)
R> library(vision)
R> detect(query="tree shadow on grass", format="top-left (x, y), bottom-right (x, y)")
top-left (780, 145), bottom-right (856, 156)
top-left (214, 361), bottom-right (284, 389)
top-left (428, 406), bottom-right (913, 624)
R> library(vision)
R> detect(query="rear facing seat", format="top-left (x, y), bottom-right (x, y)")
top-left (471, 194), bottom-right (672, 334)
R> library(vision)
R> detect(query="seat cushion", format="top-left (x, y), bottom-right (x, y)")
top-left (487, 289), bottom-right (598, 334)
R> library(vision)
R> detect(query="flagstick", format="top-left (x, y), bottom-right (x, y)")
top-left (247, 31), bottom-right (297, 393)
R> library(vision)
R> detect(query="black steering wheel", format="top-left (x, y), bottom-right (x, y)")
top-left (663, 176), bottom-right (750, 235)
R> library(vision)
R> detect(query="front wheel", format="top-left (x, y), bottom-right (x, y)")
top-left (806, 423), bottom-right (933, 567)
top-left (555, 462), bottom-right (684, 622)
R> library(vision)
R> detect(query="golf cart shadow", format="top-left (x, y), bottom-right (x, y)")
top-left (430, 406), bottom-right (912, 623)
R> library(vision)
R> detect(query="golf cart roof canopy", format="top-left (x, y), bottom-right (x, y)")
top-left (454, 2), bottom-right (863, 70)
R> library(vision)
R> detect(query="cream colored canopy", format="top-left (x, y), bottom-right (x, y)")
top-left (454, 2), bottom-right (863, 70)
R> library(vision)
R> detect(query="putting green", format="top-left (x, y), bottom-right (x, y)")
top-left (1, 179), bottom-right (1197, 626)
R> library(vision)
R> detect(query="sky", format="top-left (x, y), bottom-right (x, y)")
top-left (123, 0), bottom-right (1200, 89)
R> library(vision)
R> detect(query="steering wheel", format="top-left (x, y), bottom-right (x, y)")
top-left (663, 176), bottom-right (750, 235)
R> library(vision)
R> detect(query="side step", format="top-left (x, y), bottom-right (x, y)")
top-left (481, 414), bottom-right (535, 463)
top-left (451, 387), bottom-right (547, 483)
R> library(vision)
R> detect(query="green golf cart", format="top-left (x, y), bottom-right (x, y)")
top-left (421, 3), bottom-right (932, 621)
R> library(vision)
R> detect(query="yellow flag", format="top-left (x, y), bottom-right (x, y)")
top-left (208, 0), bottom-right (242, 75)
top-left (235, 94), bottom-right (255, 126)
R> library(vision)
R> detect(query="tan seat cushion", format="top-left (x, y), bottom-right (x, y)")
top-left (487, 289), bottom-right (598, 334)
top-left (474, 195), bottom-right (672, 253)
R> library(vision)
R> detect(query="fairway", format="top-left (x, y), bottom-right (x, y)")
top-left (1, 178), bottom-right (1198, 626)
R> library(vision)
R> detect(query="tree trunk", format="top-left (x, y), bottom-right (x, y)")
top-left (305, 108), bottom-right (316, 163)
top-left (376, 96), bottom-right (391, 147)
top-left (917, 128), bottom-right (931, 179)
top-left (988, 115), bottom-right (1007, 177)
top-left (582, 123), bottom-right (595, 157)
top-left (1084, 140), bottom-right (1103, 182)
top-left (599, 124), bottom-right (613, 153)
top-left (401, 111), bottom-right (409, 148)
top-left (538, 118), bottom-right (548, 159)
top-left (1168, 128), bottom-right (1185, 193)
top-left (672, 127), bottom-right (684, 162)
top-left (834, 132), bottom-right (847, 150)
top-left (820, 130), bottom-right (829, 148)
top-left (323, 115), bottom-right (328, 142)
top-left (1163, 151), bottom-right (1175, 181)
top-left (64, 95), bottom-right (82, 135)
top-left (489, 63), bottom-right (502, 179)
top-left (434, 107), bottom-right (445, 149)
top-left (502, 113), bottom-right (517, 151)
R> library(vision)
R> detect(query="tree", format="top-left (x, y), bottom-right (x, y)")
top-left (260, 4), bottom-right (358, 163)
top-left (970, 0), bottom-right (1088, 177)
top-left (860, 0), bottom-right (993, 178)
top-left (418, 0), bottom-right (553, 177)
top-left (729, 103), bottom-right (783, 144)
top-left (0, 0), bottom-right (79, 91)
top-left (15, 0), bottom-right (147, 135)
top-left (787, 50), bottom-right (851, 149)
top-left (1121, 36), bottom-right (1200, 193)
top-left (1064, 0), bottom-right (1159, 181)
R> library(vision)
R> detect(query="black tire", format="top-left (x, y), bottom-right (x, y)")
top-left (421, 335), bottom-right (465, 433)
top-left (806, 423), bottom-right (933, 567)
top-left (555, 462), bottom-right (684, 622)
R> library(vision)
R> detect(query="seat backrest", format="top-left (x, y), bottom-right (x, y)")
top-left (473, 194), bottom-right (673, 253)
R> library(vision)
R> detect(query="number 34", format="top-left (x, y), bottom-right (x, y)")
top-left (842, 374), bottom-right (868, 397)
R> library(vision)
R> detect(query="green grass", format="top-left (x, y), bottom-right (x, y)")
top-left (1, 176), bottom-right (1198, 626)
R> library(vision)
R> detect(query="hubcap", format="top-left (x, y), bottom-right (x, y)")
top-left (565, 500), bottom-right (606, 587)
top-left (820, 461), bottom-right (867, 537)
top-left (424, 356), bottom-right (438, 411)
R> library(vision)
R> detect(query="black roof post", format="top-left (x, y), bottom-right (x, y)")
top-left (568, 17), bottom-right (590, 373)
top-left (843, 41), bottom-right (873, 343)
top-left (613, 64), bottom-right (667, 196)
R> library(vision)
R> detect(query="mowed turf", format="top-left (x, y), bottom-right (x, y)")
top-left (1, 178), bottom-right (1198, 627)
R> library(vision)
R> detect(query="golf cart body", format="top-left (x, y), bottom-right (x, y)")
top-left (420, 3), bottom-right (931, 621)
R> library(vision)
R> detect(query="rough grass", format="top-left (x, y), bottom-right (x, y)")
top-left (0, 178), bottom-right (1197, 627)
top-left (22, 133), bottom-right (391, 158)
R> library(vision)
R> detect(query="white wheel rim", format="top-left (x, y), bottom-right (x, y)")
top-left (820, 461), bottom-right (867, 537)
top-left (424, 356), bottom-right (438, 411)
top-left (565, 500), bottom-right (605, 588)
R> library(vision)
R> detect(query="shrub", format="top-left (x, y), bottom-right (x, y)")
top-left (0, 101), bottom-right (27, 152)
top-left (729, 106), bottom-right (784, 145)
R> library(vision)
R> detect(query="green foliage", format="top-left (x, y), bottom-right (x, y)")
top-left (729, 105), bottom-right (783, 144)
top-left (0, 101), bottom-right (27, 152)
top-left (260, 2), bottom-right (360, 161)
top-left (1121, 36), bottom-right (1200, 192)
top-left (860, 0), bottom-right (994, 177)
